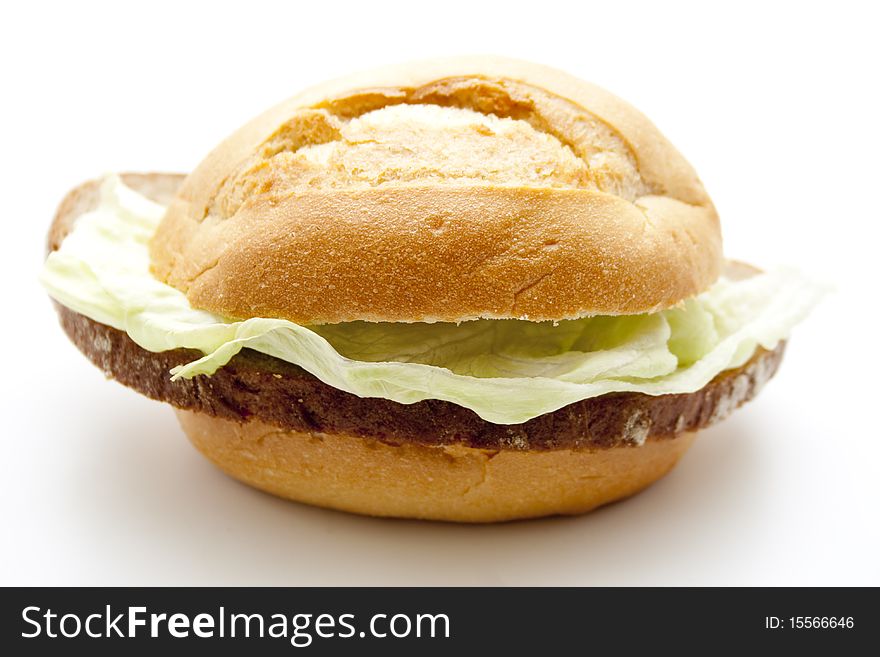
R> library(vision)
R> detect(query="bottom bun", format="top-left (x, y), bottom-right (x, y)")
top-left (176, 409), bottom-right (697, 522)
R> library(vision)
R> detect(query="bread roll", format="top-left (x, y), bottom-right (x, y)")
top-left (178, 409), bottom-right (699, 522)
top-left (150, 56), bottom-right (721, 324)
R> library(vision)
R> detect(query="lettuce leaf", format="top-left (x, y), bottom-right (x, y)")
top-left (41, 175), bottom-right (825, 424)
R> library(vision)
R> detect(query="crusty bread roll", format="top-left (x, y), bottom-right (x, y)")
top-left (178, 409), bottom-right (698, 522)
top-left (150, 56), bottom-right (721, 324)
top-left (48, 60), bottom-right (778, 523)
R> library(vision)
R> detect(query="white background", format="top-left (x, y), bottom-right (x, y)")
top-left (1, 0), bottom-right (878, 585)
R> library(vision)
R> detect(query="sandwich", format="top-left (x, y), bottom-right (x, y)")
top-left (42, 57), bottom-right (822, 522)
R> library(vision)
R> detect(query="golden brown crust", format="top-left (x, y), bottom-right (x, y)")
top-left (178, 409), bottom-right (698, 522)
top-left (149, 56), bottom-right (721, 323)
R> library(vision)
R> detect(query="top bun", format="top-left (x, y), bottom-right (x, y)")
top-left (150, 56), bottom-right (721, 324)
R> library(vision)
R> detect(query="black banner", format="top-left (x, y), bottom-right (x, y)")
top-left (1, 587), bottom-right (874, 654)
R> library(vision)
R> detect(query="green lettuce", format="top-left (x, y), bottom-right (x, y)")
top-left (41, 175), bottom-right (825, 424)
